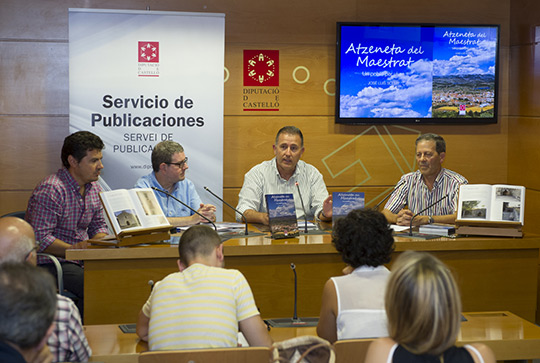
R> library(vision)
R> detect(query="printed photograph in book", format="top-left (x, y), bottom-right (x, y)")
top-left (115, 209), bottom-right (141, 230)
top-left (457, 184), bottom-right (525, 224)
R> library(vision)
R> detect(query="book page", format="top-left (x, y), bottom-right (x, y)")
top-left (456, 184), bottom-right (493, 221)
top-left (488, 185), bottom-right (525, 224)
top-left (100, 189), bottom-right (142, 235)
top-left (128, 188), bottom-right (170, 228)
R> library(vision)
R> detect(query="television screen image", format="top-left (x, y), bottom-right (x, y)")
top-left (336, 23), bottom-right (500, 125)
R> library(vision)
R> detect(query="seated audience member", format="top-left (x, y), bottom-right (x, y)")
top-left (136, 225), bottom-right (272, 350)
top-left (317, 209), bottom-right (394, 343)
top-left (0, 263), bottom-right (57, 363)
top-left (134, 140), bottom-right (216, 227)
top-left (365, 251), bottom-right (495, 363)
top-left (0, 216), bottom-right (91, 362)
top-left (26, 131), bottom-right (110, 316)
top-left (382, 133), bottom-right (468, 226)
top-left (236, 126), bottom-right (332, 225)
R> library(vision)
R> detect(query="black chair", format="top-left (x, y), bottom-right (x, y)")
top-left (1, 211), bottom-right (25, 219)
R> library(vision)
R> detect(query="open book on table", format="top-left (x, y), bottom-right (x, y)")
top-left (456, 184), bottom-right (525, 225)
top-left (96, 188), bottom-right (172, 246)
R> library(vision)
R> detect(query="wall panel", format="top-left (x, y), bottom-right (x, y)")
top-left (0, 0), bottom-right (513, 218)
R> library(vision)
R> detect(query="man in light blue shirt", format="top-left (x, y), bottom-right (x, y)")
top-left (135, 141), bottom-right (216, 227)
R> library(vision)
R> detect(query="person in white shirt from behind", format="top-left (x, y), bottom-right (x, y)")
top-left (317, 208), bottom-right (394, 343)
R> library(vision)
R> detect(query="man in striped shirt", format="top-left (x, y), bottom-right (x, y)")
top-left (136, 225), bottom-right (272, 350)
top-left (382, 133), bottom-right (468, 226)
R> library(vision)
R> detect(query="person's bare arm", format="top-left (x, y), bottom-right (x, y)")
top-left (41, 239), bottom-right (89, 258)
top-left (243, 209), bottom-right (270, 225)
top-left (467, 343), bottom-right (496, 363)
top-left (316, 279), bottom-right (338, 343)
top-left (238, 315), bottom-right (272, 347)
top-left (136, 309), bottom-right (150, 341)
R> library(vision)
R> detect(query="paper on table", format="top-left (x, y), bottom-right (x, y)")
top-left (390, 224), bottom-right (410, 232)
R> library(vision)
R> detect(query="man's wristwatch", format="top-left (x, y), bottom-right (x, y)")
top-left (428, 216), bottom-right (435, 224)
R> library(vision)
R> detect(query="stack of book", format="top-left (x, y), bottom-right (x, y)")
top-left (418, 224), bottom-right (456, 236)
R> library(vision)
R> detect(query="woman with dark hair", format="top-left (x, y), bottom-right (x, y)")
top-left (365, 251), bottom-right (495, 362)
top-left (317, 209), bottom-right (394, 343)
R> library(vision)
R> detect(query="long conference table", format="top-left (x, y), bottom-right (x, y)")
top-left (85, 311), bottom-right (540, 362)
top-left (66, 228), bottom-right (540, 325)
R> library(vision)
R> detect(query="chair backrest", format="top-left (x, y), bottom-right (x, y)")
top-left (333, 339), bottom-right (374, 363)
top-left (1, 211), bottom-right (25, 219)
top-left (138, 347), bottom-right (270, 363)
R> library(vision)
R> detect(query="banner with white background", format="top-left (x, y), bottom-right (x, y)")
top-left (69, 8), bottom-right (224, 220)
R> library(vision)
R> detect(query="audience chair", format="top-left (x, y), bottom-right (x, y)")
top-left (333, 339), bottom-right (374, 363)
top-left (1, 210), bottom-right (25, 219)
top-left (37, 252), bottom-right (78, 301)
top-left (138, 347), bottom-right (271, 363)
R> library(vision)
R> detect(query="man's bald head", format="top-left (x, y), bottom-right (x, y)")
top-left (0, 217), bottom-right (37, 265)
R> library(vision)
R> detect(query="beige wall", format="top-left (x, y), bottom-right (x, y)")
top-left (0, 0), bottom-right (512, 221)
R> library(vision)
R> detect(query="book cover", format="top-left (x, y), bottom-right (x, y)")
top-left (265, 193), bottom-right (299, 239)
top-left (332, 192), bottom-right (365, 224)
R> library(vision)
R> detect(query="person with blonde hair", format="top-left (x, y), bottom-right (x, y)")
top-left (365, 251), bottom-right (495, 363)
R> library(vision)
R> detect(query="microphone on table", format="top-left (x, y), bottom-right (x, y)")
top-left (203, 186), bottom-right (250, 236)
top-left (150, 186), bottom-right (217, 231)
top-left (295, 182), bottom-right (329, 235)
top-left (374, 180), bottom-right (406, 210)
top-left (291, 263), bottom-right (298, 322)
top-left (264, 263), bottom-right (319, 328)
top-left (408, 195), bottom-right (449, 236)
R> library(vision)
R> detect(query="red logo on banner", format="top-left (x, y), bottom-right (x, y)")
top-left (459, 104), bottom-right (466, 111)
top-left (243, 50), bottom-right (279, 86)
top-left (138, 42), bottom-right (159, 63)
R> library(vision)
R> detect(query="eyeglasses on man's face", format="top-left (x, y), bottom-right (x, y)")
top-left (25, 247), bottom-right (37, 261)
top-left (166, 157), bottom-right (188, 168)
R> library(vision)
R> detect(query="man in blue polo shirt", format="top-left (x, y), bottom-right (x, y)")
top-left (135, 141), bottom-right (216, 227)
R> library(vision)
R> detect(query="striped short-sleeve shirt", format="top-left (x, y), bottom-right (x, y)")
top-left (384, 168), bottom-right (468, 216)
top-left (142, 263), bottom-right (259, 350)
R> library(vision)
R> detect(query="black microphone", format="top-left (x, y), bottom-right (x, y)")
top-left (150, 186), bottom-right (217, 231)
top-left (408, 195), bottom-right (449, 236)
top-left (295, 182), bottom-right (309, 234)
top-left (263, 263), bottom-right (319, 328)
top-left (291, 263), bottom-right (298, 321)
top-left (374, 180), bottom-right (406, 210)
top-left (203, 186), bottom-right (249, 236)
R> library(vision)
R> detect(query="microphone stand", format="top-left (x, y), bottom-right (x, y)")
top-left (399, 195), bottom-right (449, 239)
top-left (373, 180), bottom-right (406, 210)
top-left (295, 182), bottom-right (329, 236)
top-left (203, 186), bottom-right (265, 237)
top-left (264, 263), bottom-right (319, 328)
top-left (150, 187), bottom-right (217, 231)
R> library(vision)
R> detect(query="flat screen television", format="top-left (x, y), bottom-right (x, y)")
top-left (335, 23), bottom-right (500, 125)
